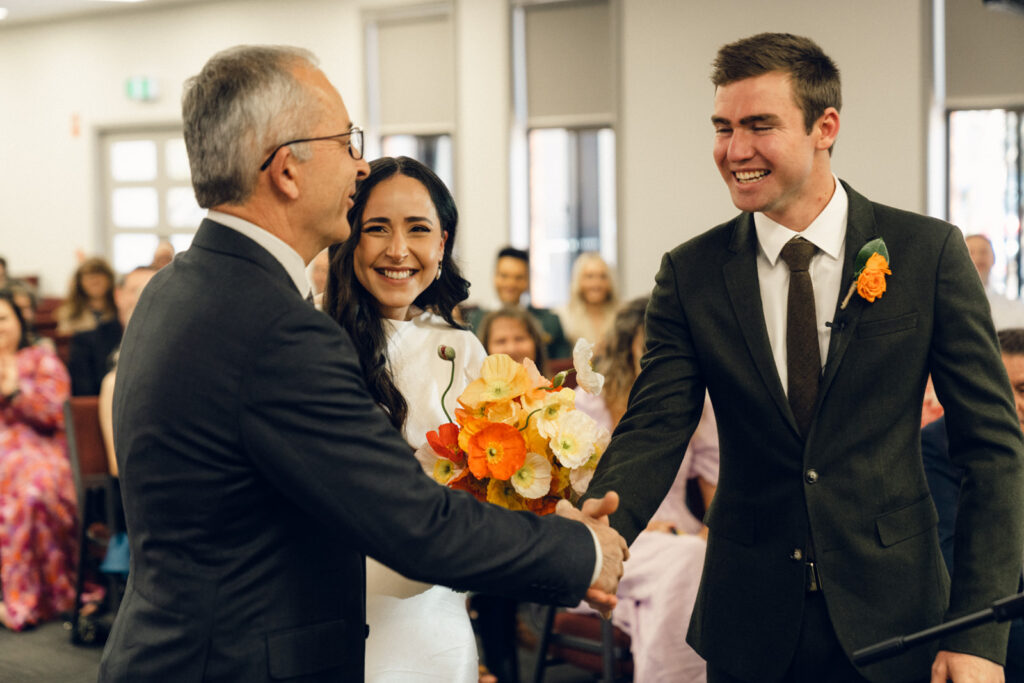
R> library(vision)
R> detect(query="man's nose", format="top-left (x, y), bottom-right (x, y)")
top-left (727, 130), bottom-right (754, 161)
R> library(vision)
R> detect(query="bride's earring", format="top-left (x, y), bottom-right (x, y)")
top-left (435, 263), bottom-right (443, 281)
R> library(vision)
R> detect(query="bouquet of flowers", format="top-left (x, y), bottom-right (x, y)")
top-left (414, 340), bottom-right (609, 515)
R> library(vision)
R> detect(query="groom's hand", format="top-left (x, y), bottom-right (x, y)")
top-left (556, 492), bottom-right (629, 619)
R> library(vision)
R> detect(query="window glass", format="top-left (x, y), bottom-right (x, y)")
top-left (165, 138), bottom-right (191, 181)
top-left (166, 186), bottom-right (205, 228)
top-left (112, 187), bottom-right (159, 228)
top-left (111, 140), bottom-right (157, 182)
top-left (112, 233), bottom-right (160, 273)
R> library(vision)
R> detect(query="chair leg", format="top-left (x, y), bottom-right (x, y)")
top-left (601, 616), bottom-right (615, 683)
top-left (531, 604), bottom-right (557, 683)
top-left (69, 492), bottom-right (92, 645)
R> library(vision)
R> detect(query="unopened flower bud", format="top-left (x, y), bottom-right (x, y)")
top-left (437, 345), bottom-right (457, 361)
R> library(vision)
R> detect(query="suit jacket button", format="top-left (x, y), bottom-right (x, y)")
top-left (805, 469), bottom-right (819, 484)
top-left (790, 548), bottom-right (803, 561)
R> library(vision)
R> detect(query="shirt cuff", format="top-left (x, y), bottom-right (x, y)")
top-left (587, 525), bottom-right (603, 586)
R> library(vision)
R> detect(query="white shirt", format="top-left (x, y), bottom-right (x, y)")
top-left (207, 210), bottom-right (313, 297)
top-left (754, 176), bottom-right (848, 395)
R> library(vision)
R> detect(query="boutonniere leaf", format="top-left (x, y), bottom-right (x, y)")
top-left (840, 238), bottom-right (891, 310)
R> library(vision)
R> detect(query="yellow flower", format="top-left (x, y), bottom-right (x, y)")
top-left (413, 443), bottom-right (465, 485)
top-left (510, 452), bottom-right (553, 499)
top-left (487, 478), bottom-right (527, 510)
top-left (459, 354), bottom-right (533, 408)
top-left (524, 388), bottom-right (576, 440)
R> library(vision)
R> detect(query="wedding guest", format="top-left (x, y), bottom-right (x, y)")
top-left (0, 291), bottom-right (77, 631)
top-left (325, 155), bottom-right (487, 681)
top-left (3, 281), bottom-right (48, 349)
top-left (55, 257), bottom-right (117, 334)
top-left (559, 251), bottom-right (618, 352)
top-left (575, 296), bottom-right (716, 683)
top-left (967, 234), bottom-right (1024, 330)
top-left (477, 306), bottom-right (548, 374)
top-left (68, 266), bottom-right (156, 396)
top-left (468, 247), bottom-right (572, 360)
top-left (150, 240), bottom-right (175, 270)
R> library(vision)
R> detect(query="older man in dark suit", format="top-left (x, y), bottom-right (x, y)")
top-left (98, 45), bottom-right (626, 682)
top-left (583, 33), bottom-right (1024, 683)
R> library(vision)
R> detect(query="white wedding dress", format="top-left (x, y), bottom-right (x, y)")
top-left (363, 312), bottom-right (487, 682)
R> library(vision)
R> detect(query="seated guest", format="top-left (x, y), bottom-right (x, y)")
top-left (69, 266), bottom-right (155, 396)
top-left (0, 291), bottom-right (77, 631)
top-left (574, 296), bottom-right (716, 683)
top-left (558, 251), bottom-right (618, 352)
top-left (467, 246), bottom-right (571, 360)
top-left (150, 240), bottom-right (175, 270)
top-left (55, 257), bottom-right (117, 334)
top-left (477, 306), bottom-right (548, 373)
top-left (922, 326), bottom-right (1024, 682)
top-left (967, 234), bottom-right (1024, 330)
top-left (2, 281), bottom-right (49, 350)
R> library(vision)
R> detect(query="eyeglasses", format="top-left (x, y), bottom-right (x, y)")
top-left (259, 127), bottom-right (364, 171)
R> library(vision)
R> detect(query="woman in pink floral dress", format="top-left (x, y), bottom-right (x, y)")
top-left (0, 291), bottom-right (77, 630)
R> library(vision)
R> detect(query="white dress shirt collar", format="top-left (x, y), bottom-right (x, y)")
top-left (207, 210), bottom-right (312, 297)
top-left (754, 176), bottom-right (848, 264)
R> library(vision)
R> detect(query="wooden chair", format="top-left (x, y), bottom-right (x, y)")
top-left (532, 604), bottom-right (633, 682)
top-left (64, 396), bottom-right (123, 644)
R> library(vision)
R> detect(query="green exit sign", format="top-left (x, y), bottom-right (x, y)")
top-left (125, 76), bottom-right (159, 102)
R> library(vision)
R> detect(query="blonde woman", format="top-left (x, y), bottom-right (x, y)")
top-left (558, 252), bottom-right (617, 351)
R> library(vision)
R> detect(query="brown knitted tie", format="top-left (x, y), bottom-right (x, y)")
top-left (780, 237), bottom-right (820, 436)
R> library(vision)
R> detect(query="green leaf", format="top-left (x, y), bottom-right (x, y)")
top-left (853, 237), bottom-right (890, 276)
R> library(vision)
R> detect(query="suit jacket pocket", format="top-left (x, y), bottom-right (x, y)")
top-left (856, 312), bottom-right (919, 339)
top-left (267, 619), bottom-right (362, 679)
top-left (705, 503), bottom-right (755, 546)
top-left (875, 496), bottom-right (938, 547)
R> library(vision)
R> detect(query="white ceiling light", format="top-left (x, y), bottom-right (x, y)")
top-left (0, 8), bottom-right (8, 20)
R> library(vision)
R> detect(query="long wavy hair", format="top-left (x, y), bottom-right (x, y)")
top-left (596, 296), bottom-right (649, 426)
top-left (56, 257), bottom-right (116, 325)
top-left (325, 156), bottom-right (470, 432)
top-left (0, 291), bottom-right (31, 351)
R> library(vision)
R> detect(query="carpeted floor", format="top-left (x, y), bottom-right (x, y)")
top-left (0, 610), bottom-right (597, 682)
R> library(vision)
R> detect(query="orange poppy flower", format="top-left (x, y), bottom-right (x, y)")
top-left (427, 422), bottom-right (465, 466)
top-left (450, 471), bottom-right (488, 502)
top-left (468, 422), bottom-right (527, 480)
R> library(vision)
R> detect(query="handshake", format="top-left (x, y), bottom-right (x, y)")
top-left (555, 492), bottom-right (630, 618)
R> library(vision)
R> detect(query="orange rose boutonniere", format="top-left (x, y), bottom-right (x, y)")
top-left (840, 238), bottom-right (891, 310)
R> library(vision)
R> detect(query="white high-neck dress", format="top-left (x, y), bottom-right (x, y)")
top-left (363, 311), bottom-right (487, 682)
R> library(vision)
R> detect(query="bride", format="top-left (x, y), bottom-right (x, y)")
top-left (324, 156), bottom-right (486, 681)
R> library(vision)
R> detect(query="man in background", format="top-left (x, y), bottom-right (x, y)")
top-left (966, 233), bottom-right (1024, 330)
top-left (468, 246), bottom-right (571, 359)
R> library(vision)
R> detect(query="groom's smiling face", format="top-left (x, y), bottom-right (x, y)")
top-left (711, 70), bottom-right (837, 230)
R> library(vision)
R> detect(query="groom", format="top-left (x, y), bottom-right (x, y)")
top-left (98, 45), bottom-right (627, 682)
top-left (583, 33), bottom-right (1024, 683)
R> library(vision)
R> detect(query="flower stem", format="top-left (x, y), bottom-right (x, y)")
top-left (520, 408), bottom-right (543, 431)
top-left (839, 281), bottom-right (857, 310)
top-left (440, 357), bottom-right (455, 424)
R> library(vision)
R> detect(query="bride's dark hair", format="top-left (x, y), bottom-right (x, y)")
top-left (324, 156), bottom-right (470, 432)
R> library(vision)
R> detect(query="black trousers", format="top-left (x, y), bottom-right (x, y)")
top-left (706, 592), bottom-right (877, 683)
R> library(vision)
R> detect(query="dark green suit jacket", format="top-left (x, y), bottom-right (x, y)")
top-left (584, 182), bottom-right (1024, 682)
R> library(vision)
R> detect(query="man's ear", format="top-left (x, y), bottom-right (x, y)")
top-left (815, 107), bottom-right (840, 151)
top-left (266, 148), bottom-right (301, 200)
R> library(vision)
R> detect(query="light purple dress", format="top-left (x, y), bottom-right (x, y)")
top-left (575, 392), bottom-right (718, 683)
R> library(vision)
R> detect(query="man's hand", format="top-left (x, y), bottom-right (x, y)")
top-left (555, 492), bottom-right (629, 619)
top-left (931, 650), bottom-right (1004, 683)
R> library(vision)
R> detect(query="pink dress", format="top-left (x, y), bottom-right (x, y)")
top-left (0, 345), bottom-right (77, 630)
top-left (576, 392), bottom-right (718, 683)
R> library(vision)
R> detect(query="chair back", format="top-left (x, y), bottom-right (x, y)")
top-left (63, 396), bottom-right (110, 505)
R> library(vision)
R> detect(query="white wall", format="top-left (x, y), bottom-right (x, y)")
top-left (0, 0), bottom-right (932, 299)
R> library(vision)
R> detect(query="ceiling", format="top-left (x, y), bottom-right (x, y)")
top-left (0, 0), bottom-right (202, 26)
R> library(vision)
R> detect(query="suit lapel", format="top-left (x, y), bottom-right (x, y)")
top-left (723, 213), bottom-right (800, 434)
top-left (819, 182), bottom-right (876, 400)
